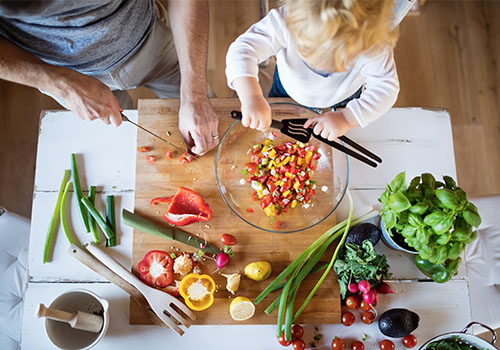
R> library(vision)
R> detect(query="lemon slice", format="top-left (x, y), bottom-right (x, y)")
top-left (229, 297), bottom-right (255, 321)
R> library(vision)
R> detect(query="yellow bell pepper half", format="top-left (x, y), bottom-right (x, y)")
top-left (179, 273), bottom-right (216, 311)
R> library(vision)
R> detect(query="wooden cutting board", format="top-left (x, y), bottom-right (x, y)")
top-left (130, 98), bottom-right (341, 325)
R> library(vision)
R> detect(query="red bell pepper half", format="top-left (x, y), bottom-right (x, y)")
top-left (163, 187), bottom-right (212, 226)
top-left (137, 250), bottom-right (174, 288)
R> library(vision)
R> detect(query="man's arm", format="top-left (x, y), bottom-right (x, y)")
top-left (167, 0), bottom-right (218, 155)
top-left (0, 35), bottom-right (122, 126)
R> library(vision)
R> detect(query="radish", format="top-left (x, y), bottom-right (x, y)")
top-left (358, 280), bottom-right (371, 294)
top-left (216, 252), bottom-right (230, 269)
top-left (377, 281), bottom-right (396, 294)
top-left (362, 289), bottom-right (378, 305)
top-left (348, 283), bottom-right (359, 293)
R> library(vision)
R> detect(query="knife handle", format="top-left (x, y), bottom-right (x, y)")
top-left (230, 110), bottom-right (242, 120)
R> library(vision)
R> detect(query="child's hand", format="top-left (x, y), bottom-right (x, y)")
top-left (303, 111), bottom-right (357, 140)
top-left (233, 76), bottom-right (272, 131)
top-left (240, 95), bottom-right (272, 130)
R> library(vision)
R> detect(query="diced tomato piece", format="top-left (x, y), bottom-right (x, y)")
top-left (261, 195), bottom-right (272, 209)
top-left (245, 162), bottom-right (257, 175)
top-left (165, 150), bottom-right (172, 160)
top-left (312, 152), bottom-right (321, 160)
top-left (246, 208), bottom-right (254, 213)
top-left (251, 191), bottom-right (259, 201)
top-left (146, 155), bottom-right (156, 162)
top-left (138, 146), bottom-right (151, 152)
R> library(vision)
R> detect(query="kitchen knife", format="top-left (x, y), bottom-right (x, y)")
top-left (122, 209), bottom-right (220, 256)
top-left (121, 113), bottom-right (199, 160)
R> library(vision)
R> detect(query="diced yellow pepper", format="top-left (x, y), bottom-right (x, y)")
top-left (290, 155), bottom-right (296, 162)
top-left (297, 157), bottom-right (303, 166)
top-left (264, 204), bottom-right (275, 216)
top-left (268, 148), bottom-right (276, 159)
top-left (283, 190), bottom-right (291, 197)
top-left (293, 181), bottom-right (301, 191)
top-left (304, 151), bottom-right (313, 166)
top-left (267, 160), bottom-right (276, 169)
top-left (291, 200), bottom-right (298, 208)
top-left (262, 145), bottom-right (269, 153)
top-left (279, 180), bottom-right (285, 187)
top-left (285, 172), bottom-right (292, 178)
top-left (264, 139), bottom-right (272, 146)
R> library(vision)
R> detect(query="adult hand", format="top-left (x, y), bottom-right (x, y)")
top-left (178, 96), bottom-right (219, 155)
top-left (303, 111), bottom-right (356, 141)
top-left (59, 70), bottom-right (123, 126)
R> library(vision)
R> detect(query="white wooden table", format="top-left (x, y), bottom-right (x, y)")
top-left (22, 107), bottom-right (472, 350)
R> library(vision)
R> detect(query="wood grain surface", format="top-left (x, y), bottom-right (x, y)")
top-left (130, 99), bottom-right (341, 325)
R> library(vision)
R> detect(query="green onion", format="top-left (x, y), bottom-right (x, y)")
top-left (60, 181), bottom-right (78, 245)
top-left (105, 195), bottom-right (116, 247)
top-left (71, 153), bottom-right (90, 232)
top-left (276, 264), bottom-right (300, 338)
top-left (87, 186), bottom-right (100, 244)
top-left (284, 287), bottom-right (299, 341)
top-left (43, 169), bottom-right (69, 263)
top-left (81, 197), bottom-right (116, 246)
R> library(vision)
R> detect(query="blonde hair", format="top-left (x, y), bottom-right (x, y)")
top-left (285, 0), bottom-right (398, 72)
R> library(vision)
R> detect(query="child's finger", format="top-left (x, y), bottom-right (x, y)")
top-left (241, 115), bottom-right (251, 128)
top-left (320, 128), bottom-right (330, 140)
top-left (313, 122), bottom-right (324, 136)
top-left (249, 116), bottom-right (259, 129)
top-left (303, 116), bottom-right (319, 129)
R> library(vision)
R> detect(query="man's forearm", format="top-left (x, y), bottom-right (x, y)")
top-left (167, 0), bottom-right (209, 101)
top-left (0, 35), bottom-right (74, 98)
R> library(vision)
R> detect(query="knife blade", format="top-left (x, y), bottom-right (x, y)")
top-left (122, 209), bottom-right (220, 256)
top-left (121, 113), bottom-right (199, 160)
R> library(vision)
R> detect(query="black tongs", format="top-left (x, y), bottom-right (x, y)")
top-left (230, 111), bottom-right (382, 168)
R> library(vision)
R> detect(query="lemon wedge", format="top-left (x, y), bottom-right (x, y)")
top-left (229, 297), bottom-right (255, 321)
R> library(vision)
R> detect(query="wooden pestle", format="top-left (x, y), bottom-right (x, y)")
top-left (35, 303), bottom-right (103, 333)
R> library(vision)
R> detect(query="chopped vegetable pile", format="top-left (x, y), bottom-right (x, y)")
top-left (243, 138), bottom-right (321, 217)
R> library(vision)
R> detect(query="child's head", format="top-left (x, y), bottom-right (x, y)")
top-left (285, 0), bottom-right (398, 72)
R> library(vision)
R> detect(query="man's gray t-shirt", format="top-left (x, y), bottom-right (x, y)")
top-left (0, 0), bottom-right (156, 74)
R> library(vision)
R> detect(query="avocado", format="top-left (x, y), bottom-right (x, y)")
top-left (346, 223), bottom-right (381, 246)
top-left (378, 308), bottom-right (420, 338)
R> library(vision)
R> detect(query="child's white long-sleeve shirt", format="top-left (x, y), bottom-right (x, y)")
top-left (225, 6), bottom-right (400, 128)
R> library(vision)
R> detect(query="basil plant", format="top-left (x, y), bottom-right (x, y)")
top-left (379, 172), bottom-right (481, 265)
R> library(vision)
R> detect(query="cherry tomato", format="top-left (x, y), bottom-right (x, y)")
top-left (278, 332), bottom-right (292, 346)
top-left (245, 162), bottom-right (257, 175)
top-left (332, 338), bottom-right (346, 350)
top-left (220, 233), bottom-right (237, 246)
top-left (146, 155), bottom-right (156, 162)
top-left (380, 340), bottom-right (395, 350)
top-left (402, 334), bottom-right (417, 348)
top-left (291, 324), bottom-right (304, 339)
top-left (165, 150), bottom-right (172, 160)
top-left (345, 295), bottom-right (360, 309)
top-left (359, 300), bottom-right (371, 312)
top-left (361, 311), bottom-right (375, 324)
top-left (292, 339), bottom-right (305, 350)
top-left (351, 341), bottom-right (365, 350)
top-left (137, 146), bottom-right (150, 152)
top-left (341, 312), bottom-right (355, 326)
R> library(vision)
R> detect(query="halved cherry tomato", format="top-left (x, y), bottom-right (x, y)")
top-left (361, 311), bottom-right (375, 324)
top-left (345, 295), bottom-right (360, 309)
top-left (341, 311), bottom-right (355, 326)
top-left (359, 300), bottom-right (371, 311)
top-left (351, 341), bottom-right (365, 350)
top-left (165, 150), bottom-right (172, 160)
top-left (332, 337), bottom-right (346, 350)
top-left (292, 339), bottom-right (305, 350)
top-left (380, 340), bottom-right (395, 350)
top-left (245, 162), bottom-right (257, 175)
top-left (291, 324), bottom-right (304, 339)
top-left (220, 233), bottom-right (237, 246)
top-left (402, 334), bottom-right (417, 348)
top-left (146, 155), bottom-right (156, 162)
top-left (278, 332), bottom-right (292, 346)
top-left (137, 146), bottom-right (150, 152)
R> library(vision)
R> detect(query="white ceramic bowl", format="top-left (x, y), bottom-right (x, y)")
top-left (419, 322), bottom-right (498, 350)
top-left (44, 289), bottom-right (110, 350)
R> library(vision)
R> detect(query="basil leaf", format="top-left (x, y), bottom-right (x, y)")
top-left (382, 210), bottom-right (397, 230)
top-left (424, 210), bottom-right (446, 226)
top-left (447, 241), bottom-right (464, 260)
top-left (422, 173), bottom-right (436, 189)
top-left (388, 193), bottom-right (411, 213)
top-left (465, 230), bottom-right (478, 244)
top-left (432, 214), bottom-right (454, 235)
top-left (409, 202), bottom-right (429, 215)
top-left (389, 171), bottom-right (406, 193)
top-left (436, 246), bottom-right (448, 265)
top-left (463, 209), bottom-right (481, 227)
top-left (408, 212), bottom-right (423, 227)
top-left (402, 225), bottom-right (416, 238)
top-left (409, 175), bottom-right (420, 190)
top-left (435, 188), bottom-right (460, 210)
top-left (416, 227), bottom-right (429, 245)
top-left (466, 202), bottom-right (479, 214)
top-left (419, 245), bottom-right (433, 260)
top-left (436, 232), bottom-right (451, 245)
top-left (443, 175), bottom-right (457, 190)
top-left (451, 228), bottom-right (469, 242)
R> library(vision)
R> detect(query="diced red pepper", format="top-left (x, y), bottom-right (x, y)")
top-left (137, 250), bottom-right (174, 288)
top-left (150, 196), bottom-right (174, 205)
top-left (251, 191), bottom-right (259, 201)
top-left (246, 208), bottom-right (254, 213)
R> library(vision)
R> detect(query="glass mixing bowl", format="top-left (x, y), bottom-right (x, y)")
top-left (215, 103), bottom-right (350, 233)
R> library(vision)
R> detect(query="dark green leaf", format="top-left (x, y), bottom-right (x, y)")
top-left (463, 209), bottom-right (481, 227)
top-left (422, 173), bottom-right (436, 189)
top-left (388, 193), bottom-right (411, 213)
top-left (447, 241), bottom-right (464, 260)
top-left (409, 175), bottom-right (420, 189)
top-left (455, 188), bottom-right (467, 202)
top-left (389, 172), bottom-right (407, 193)
top-left (424, 210), bottom-right (447, 226)
top-left (435, 188), bottom-right (460, 210)
top-left (436, 246), bottom-right (448, 265)
top-left (451, 228), bottom-right (469, 242)
top-left (466, 202), bottom-right (479, 214)
top-left (443, 176), bottom-right (457, 190)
